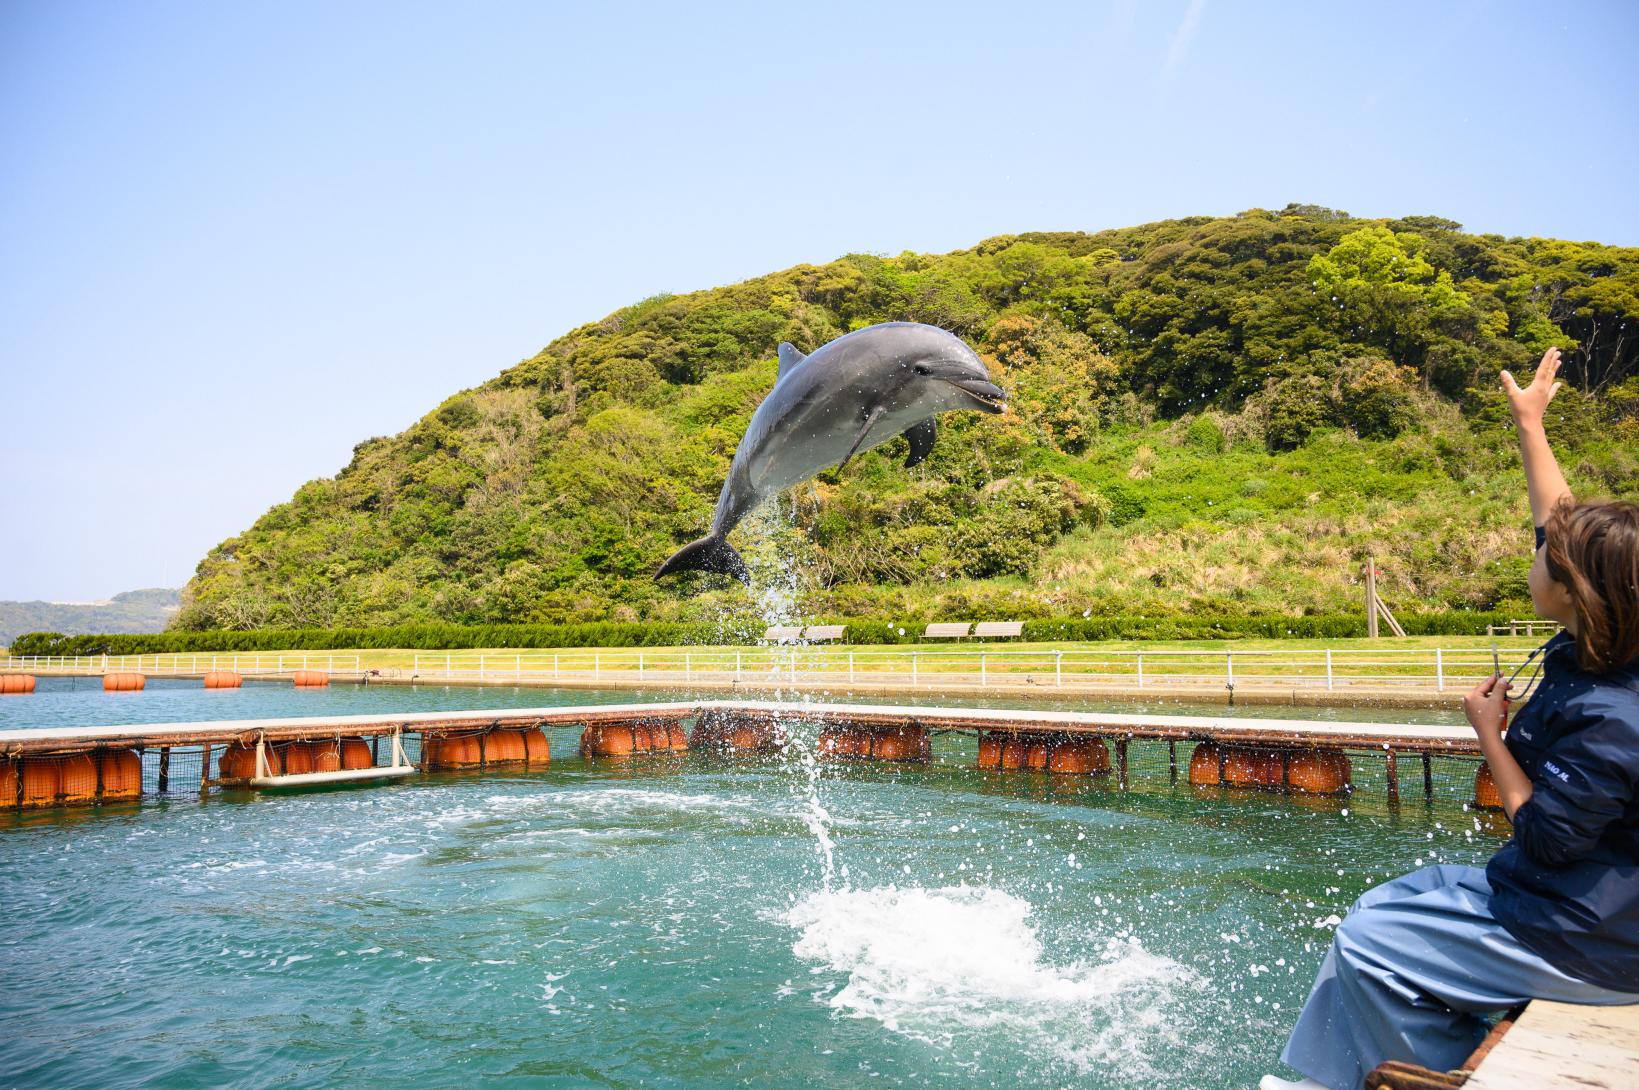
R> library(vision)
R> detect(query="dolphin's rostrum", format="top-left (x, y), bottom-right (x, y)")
top-left (656, 321), bottom-right (1006, 584)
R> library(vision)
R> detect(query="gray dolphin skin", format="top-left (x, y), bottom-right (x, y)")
top-left (656, 321), bottom-right (1006, 583)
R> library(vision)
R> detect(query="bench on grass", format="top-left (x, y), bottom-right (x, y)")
top-left (921, 623), bottom-right (971, 640)
top-left (802, 625), bottom-right (847, 643)
top-left (762, 626), bottom-right (803, 643)
top-left (973, 621), bottom-right (1024, 640)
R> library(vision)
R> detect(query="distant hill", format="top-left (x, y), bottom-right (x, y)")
top-left (1, 589), bottom-right (181, 648)
top-left (175, 206), bottom-right (1639, 630)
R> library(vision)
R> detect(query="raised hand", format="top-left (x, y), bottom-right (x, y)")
top-left (1501, 347), bottom-right (1563, 427)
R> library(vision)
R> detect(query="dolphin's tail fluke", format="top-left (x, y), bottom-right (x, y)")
top-left (655, 535), bottom-right (750, 584)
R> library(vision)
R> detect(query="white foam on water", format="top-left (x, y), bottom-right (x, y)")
top-left (783, 884), bottom-right (1196, 1078)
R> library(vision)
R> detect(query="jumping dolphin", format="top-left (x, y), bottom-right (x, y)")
top-left (656, 321), bottom-right (1006, 583)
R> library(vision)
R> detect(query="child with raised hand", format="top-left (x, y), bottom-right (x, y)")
top-left (1262, 348), bottom-right (1639, 1090)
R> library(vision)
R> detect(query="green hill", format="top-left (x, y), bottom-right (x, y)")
top-left (174, 207), bottom-right (1639, 632)
top-left (1, 588), bottom-right (181, 647)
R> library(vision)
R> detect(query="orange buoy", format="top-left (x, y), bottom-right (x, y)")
top-left (19, 758), bottom-right (62, 807)
top-left (1287, 749), bottom-right (1352, 795)
top-left (977, 733), bottom-right (1002, 769)
top-left (1474, 762), bottom-right (1504, 810)
top-left (280, 742), bottom-right (316, 776)
top-left (727, 722), bottom-right (776, 751)
top-left (871, 726), bottom-right (928, 762)
top-left (306, 741), bottom-right (342, 773)
top-left (291, 670), bottom-right (329, 688)
top-left (102, 672), bottom-right (146, 692)
top-left (484, 729), bottom-right (526, 763)
top-left (58, 754), bottom-right (99, 804)
top-left (1000, 737), bottom-right (1029, 770)
top-left (425, 733), bottom-right (482, 770)
top-left (1, 674), bottom-right (36, 695)
top-left (339, 738), bottom-right (374, 770)
top-left (1024, 739), bottom-right (1052, 770)
top-left (98, 749), bottom-right (143, 801)
top-left (1188, 743), bottom-right (1223, 786)
top-left (1, 759), bottom-right (16, 806)
top-left (520, 727), bottom-right (551, 763)
top-left (1048, 737), bottom-right (1111, 775)
top-left (1220, 747), bottom-right (1284, 789)
top-left (218, 742), bottom-right (266, 780)
top-left (817, 727), bottom-right (850, 758)
top-left (202, 670), bottom-right (242, 689)
top-left (582, 724), bottom-right (636, 757)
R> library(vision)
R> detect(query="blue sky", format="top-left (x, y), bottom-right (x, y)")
top-left (2, 0), bottom-right (1636, 602)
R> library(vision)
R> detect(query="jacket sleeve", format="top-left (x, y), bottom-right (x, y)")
top-left (1511, 692), bottom-right (1639, 867)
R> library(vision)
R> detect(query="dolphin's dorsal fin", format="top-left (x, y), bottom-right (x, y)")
top-left (776, 342), bottom-right (807, 379)
top-left (904, 419), bottom-right (937, 468)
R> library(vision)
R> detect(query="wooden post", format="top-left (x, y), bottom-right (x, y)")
top-left (199, 744), bottom-right (212, 797)
top-left (1385, 749), bottom-right (1400, 802)
top-left (1422, 752), bottom-right (1434, 798)
top-left (157, 747), bottom-right (170, 793)
top-left (1366, 559), bottom-right (1380, 639)
top-left (1168, 740), bottom-right (1178, 784)
top-left (1116, 737), bottom-right (1129, 790)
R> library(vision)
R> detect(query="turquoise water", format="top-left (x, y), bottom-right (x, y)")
top-left (0, 680), bottom-right (1495, 1090)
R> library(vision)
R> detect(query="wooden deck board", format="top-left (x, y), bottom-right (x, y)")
top-left (0, 698), bottom-right (1477, 755)
top-left (1465, 1000), bottom-right (1639, 1090)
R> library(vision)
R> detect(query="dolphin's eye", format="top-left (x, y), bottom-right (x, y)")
top-left (913, 365), bottom-right (930, 376)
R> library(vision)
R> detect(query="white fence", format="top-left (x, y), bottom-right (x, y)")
top-left (0, 645), bottom-right (1542, 694)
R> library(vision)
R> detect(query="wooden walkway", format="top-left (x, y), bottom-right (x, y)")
top-left (1465, 1000), bottom-right (1639, 1090)
top-left (0, 698), bottom-right (1479, 755)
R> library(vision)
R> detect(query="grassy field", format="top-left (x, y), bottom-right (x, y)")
top-left (10, 633), bottom-right (1553, 688)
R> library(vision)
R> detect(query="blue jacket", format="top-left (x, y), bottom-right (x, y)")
top-left (1486, 633), bottom-right (1639, 992)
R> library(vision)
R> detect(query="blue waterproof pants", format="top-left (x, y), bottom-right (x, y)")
top-left (1279, 864), bottom-right (1638, 1090)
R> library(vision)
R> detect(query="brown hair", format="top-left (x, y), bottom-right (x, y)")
top-left (1544, 498), bottom-right (1639, 674)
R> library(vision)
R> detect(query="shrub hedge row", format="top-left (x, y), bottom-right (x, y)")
top-left (7, 611), bottom-right (1525, 657)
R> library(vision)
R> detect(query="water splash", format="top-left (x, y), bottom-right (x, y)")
top-left (784, 884), bottom-right (1199, 1077)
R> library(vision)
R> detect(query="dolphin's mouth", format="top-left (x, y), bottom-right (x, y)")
top-left (946, 377), bottom-right (1007, 414)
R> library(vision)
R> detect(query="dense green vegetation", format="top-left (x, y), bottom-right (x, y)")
top-left (11, 608), bottom-right (1534, 658)
top-left (168, 207), bottom-right (1639, 635)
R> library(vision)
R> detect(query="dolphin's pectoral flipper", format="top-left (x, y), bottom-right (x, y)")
top-left (904, 419), bottom-right (937, 468)
top-left (776, 342), bottom-right (807, 379)
top-left (838, 405), bottom-right (886, 471)
top-left (655, 535), bottom-right (751, 584)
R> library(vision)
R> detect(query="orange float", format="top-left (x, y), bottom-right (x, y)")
top-left (340, 738), bottom-right (375, 770)
top-left (1000, 737), bottom-right (1030, 770)
top-left (305, 741), bottom-right (343, 773)
top-left (218, 742), bottom-right (266, 780)
top-left (1287, 749), bottom-right (1352, 795)
top-left (977, 733), bottom-right (1003, 769)
top-left (202, 670), bottom-right (242, 689)
top-left (817, 727), bottom-right (852, 758)
top-left (102, 672), bottom-right (145, 692)
top-left (870, 727), bottom-right (928, 762)
top-left (1188, 742), bottom-right (1223, 786)
top-left (18, 758), bottom-right (62, 807)
top-left (581, 724), bottom-right (637, 757)
top-left (291, 670), bottom-right (329, 688)
top-left (1048, 737), bottom-right (1111, 775)
top-left (519, 727), bottom-right (551, 763)
top-left (424, 733), bottom-right (481, 770)
top-left (1, 674), bottom-right (36, 694)
top-left (1474, 761), bottom-right (1503, 810)
top-left (98, 749), bottom-right (143, 801)
top-left (58, 754), bottom-right (99, 804)
top-left (1025, 739), bottom-right (1052, 770)
top-left (1, 758), bottom-right (16, 804)
top-left (484, 729), bottom-right (526, 763)
top-left (280, 742), bottom-right (317, 776)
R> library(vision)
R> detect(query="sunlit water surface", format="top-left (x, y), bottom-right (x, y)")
top-left (0, 679), bottom-right (1492, 1090)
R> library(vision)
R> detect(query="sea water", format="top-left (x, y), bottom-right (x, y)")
top-left (0, 678), bottom-right (1490, 1089)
